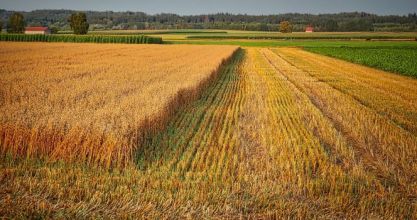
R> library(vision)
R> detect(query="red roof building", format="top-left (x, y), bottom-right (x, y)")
top-left (25, 27), bottom-right (51, 35)
top-left (305, 26), bottom-right (314, 33)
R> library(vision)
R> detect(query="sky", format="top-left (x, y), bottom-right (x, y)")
top-left (0, 0), bottom-right (416, 15)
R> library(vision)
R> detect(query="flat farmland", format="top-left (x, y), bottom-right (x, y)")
top-left (1, 43), bottom-right (417, 218)
top-left (0, 42), bottom-right (238, 167)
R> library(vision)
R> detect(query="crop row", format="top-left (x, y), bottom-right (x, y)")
top-left (0, 34), bottom-right (163, 44)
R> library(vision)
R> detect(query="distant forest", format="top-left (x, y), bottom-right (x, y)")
top-left (1, 9), bottom-right (417, 32)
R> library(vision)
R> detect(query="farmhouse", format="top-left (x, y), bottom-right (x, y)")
top-left (305, 26), bottom-right (314, 33)
top-left (25, 27), bottom-right (51, 35)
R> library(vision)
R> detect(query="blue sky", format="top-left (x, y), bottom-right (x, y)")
top-left (0, 0), bottom-right (416, 15)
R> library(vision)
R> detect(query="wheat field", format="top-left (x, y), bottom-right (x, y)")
top-left (0, 42), bottom-right (238, 167)
top-left (1, 44), bottom-right (417, 218)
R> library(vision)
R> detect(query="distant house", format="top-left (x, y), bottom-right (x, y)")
top-left (305, 26), bottom-right (314, 33)
top-left (25, 27), bottom-right (51, 35)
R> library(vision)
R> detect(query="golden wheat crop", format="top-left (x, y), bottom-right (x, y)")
top-left (0, 42), bottom-right (238, 167)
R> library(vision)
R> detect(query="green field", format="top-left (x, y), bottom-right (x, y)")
top-left (305, 47), bottom-right (417, 77)
top-left (167, 39), bottom-right (417, 47)
top-left (186, 32), bottom-right (417, 40)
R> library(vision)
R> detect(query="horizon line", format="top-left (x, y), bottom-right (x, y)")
top-left (1, 8), bottom-right (415, 17)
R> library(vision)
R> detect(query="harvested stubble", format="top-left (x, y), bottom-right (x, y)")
top-left (272, 48), bottom-right (417, 135)
top-left (0, 42), bottom-right (238, 167)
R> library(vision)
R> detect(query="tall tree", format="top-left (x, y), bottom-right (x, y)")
top-left (0, 20), bottom-right (3, 32)
top-left (7, 12), bottom-right (25, 33)
top-left (69, 12), bottom-right (89, 35)
top-left (279, 21), bottom-right (292, 33)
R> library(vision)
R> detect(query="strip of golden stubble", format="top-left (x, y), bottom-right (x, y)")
top-left (237, 48), bottom-right (413, 218)
top-left (0, 42), bottom-right (238, 167)
top-left (266, 48), bottom-right (417, 210)
top-left (275, 48), bottom-right (417, 135)
top-left (138, 49), bottom-right (245, 181)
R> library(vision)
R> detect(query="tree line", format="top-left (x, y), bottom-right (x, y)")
top-left (1, 11), bottom-right (90, 34)
top-left (1, 9), bottom-right (416, 32)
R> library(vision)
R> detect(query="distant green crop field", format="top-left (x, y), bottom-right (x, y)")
top-left (186, 31), bottom-right (417, 40)
top-left (305, 47), bottom-right (417, 77)
top-left (167, 39), bottom-right (417, 48)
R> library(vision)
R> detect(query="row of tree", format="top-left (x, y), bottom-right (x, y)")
top-left (2, 12), bottom-right (25, 33)
top-left (1, 12), bottom-right (90, 34)
top-left (1, 9), bottom-right (417, 32)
